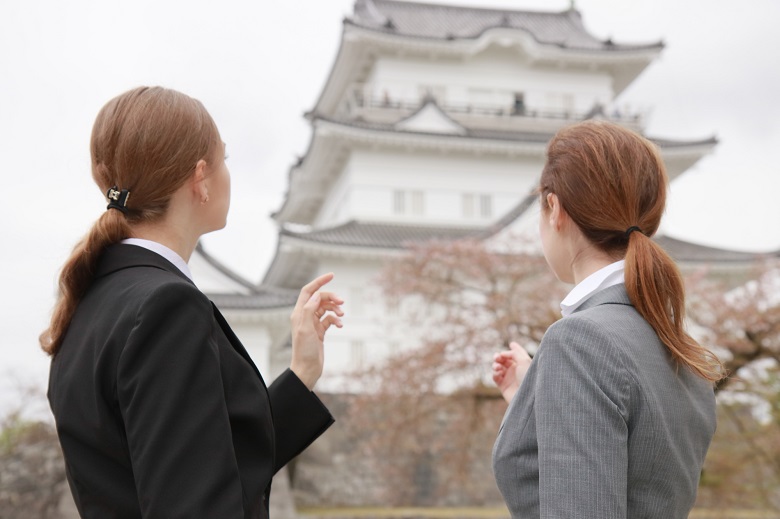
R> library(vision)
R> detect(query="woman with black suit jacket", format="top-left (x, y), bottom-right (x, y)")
top-left (41, 86), bottom-right (343, 519)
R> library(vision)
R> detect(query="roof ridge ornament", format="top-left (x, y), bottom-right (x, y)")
top-left (361, 0), bottom-right (391, 27)
top-left (394, 98), bottom-right (468, 136)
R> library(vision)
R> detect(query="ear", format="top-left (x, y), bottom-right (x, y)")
top-left (546, 193), bottom-right (563, 231)
top-left (192, 159), bottom-right (209, 202)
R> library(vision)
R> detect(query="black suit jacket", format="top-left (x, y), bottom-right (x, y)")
top-left (48, 244), bottom-right (334, 519)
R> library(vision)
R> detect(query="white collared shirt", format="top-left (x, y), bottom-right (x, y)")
top-left (121, 238), bottom-right (193, 281)
top-left (560, 260), bottom-right (625, 318)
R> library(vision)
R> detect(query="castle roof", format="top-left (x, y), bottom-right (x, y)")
top-left (314, 113), bottom-right (718, 149)
top-left (653, 236), bottom-right (774, 264)
top-left (281, 220), bottom-right (477, 249)
top-left (202, 213), bottom-right (774, 311)
top-left (272, 112), bottom-right (718, 226)
top-left (276, 218), bottom-right (770, 266)
top-left (352, 0), bottom-right (663, 52)
top-left (190, 242), bottom-right (300, 310)
top-left (311, 1), bottom-right (664, 117)
top-left (207, 289), bottom-right (299, 311)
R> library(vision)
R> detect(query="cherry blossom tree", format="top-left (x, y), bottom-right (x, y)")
top-left (344, 236), bottom-right (780, 509)
top-left (687, 260), bottom-right (780, 510)
top-left (343, 236), bottom-right (565, 504)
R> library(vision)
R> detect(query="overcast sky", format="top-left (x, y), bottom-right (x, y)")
top-left (1, 0), bottom-right (779, 407)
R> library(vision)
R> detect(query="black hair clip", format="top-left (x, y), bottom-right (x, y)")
top-left (106, 186), bottom-right (130, 214)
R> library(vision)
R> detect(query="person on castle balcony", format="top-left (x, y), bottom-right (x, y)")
top-left (42, 86), bottom-right (343, 519)
top-left (491, 120), bottom-right (722, 518)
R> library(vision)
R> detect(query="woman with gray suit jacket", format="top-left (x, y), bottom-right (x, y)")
top-left (41, 87), bottom-right (343, 518)
top-left (491, 121), bottom-right (722, 518)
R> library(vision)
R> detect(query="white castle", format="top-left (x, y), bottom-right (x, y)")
top-left (190, 0), bottom-right (757, 386)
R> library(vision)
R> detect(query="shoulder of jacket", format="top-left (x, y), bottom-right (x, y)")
top-left (103, 269), bottom-right (209, 315)
top-left (542, 313), bottom-right (632, 365)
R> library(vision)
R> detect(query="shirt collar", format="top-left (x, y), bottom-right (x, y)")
top-left (120, 238), bottom-right (193, 281)
top-left (560, 259), bottom-right (625, 318)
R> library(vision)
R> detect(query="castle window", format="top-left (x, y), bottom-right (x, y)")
top-left (462, 193), bottom-right (475, 217)
top-left (393, 190), bottom-right (406, 214)
top-left (480, 194), bottom-right (493, 218)
top-left (463, 193), bottom-right (492, 219)
top-left (410, 191), bottom-right (424, 215)
top-left (393, 190), bottom-right (425, 216)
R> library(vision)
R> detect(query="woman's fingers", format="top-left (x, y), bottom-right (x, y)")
top-left (314, 301), bottom-right (344, 318)
top-left (295, 272), bottom-right (335, 309)
top-left (318, 314), bottom-right (343, 336)
top-left (317, 291), bottom-right (344, 305)
top-left (509, 341), bottom-right (531, 361)
top-left (494, 352), bottom-right (516, 369)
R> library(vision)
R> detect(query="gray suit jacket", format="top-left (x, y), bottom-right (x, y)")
top-left (493, 284), bottom-right (716, 518)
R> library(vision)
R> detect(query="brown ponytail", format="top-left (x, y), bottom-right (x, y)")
top-left (540, 120), bottom-right (723, 383)
top-left (40, 87), bottom-right (220, 356)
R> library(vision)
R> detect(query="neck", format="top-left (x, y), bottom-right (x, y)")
top-left (569, 246), bottom-right (618, 286)
top-left (129, 221), bottom-right (199, 262)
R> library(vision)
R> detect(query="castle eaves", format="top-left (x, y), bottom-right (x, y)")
top-left (351, 0), bottom-right (663, 52)
top-left (315, 115), bottom-right (718, 149)
top-left (208, 290), bottom-right (299, 310)
top-left (282, 220), bottom-right (478, 249)
top-left (281, 219), bottom-right (771, 267)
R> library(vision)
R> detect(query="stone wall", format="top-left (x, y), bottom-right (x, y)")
top-left (0, 420), bottom-right (71, 519)
top-left (0, 420), bottom-right (298, 519)
top-left (291, 392), bottom-right (508, 509)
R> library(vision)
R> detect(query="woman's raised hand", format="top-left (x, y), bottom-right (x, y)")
top-left (289, 273), bottom-right (344, 390)
top-left (492, 342), bottom-right (533, 404)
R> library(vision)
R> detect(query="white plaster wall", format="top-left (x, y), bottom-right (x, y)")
top-left (300, 256), bottom-right (421, 383)
top-left (322, 148), bottom-right (542, 226)
top-left (315, 162), bottom-right (352, 227)
top-left (228, 321), bottom-right (273, 377)
top-left (367, 45), bottom-right (614, 113)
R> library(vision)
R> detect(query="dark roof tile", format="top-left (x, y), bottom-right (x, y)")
top-left (317, 115), bottom-right (718, 148)
top-left (208, 288), bottom-right (299, 310)
top-left (352, 0), bottom-right (662, 51)
top-left (282, 220), bottom-right (478, 248)
top-left (281, 215), bottom-right (770, 266)
top-left (655, 235), bottom-right (772, 263)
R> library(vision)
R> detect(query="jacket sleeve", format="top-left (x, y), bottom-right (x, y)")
top-left (534, 317), bottom-right (631, 519)
top-left (117, 282), bottom-right (244, 518)
top-left (268, 369), bottom-right (334, 472)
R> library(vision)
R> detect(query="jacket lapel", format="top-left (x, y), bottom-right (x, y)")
top-left (210, 303), bottom-right (265, 384)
